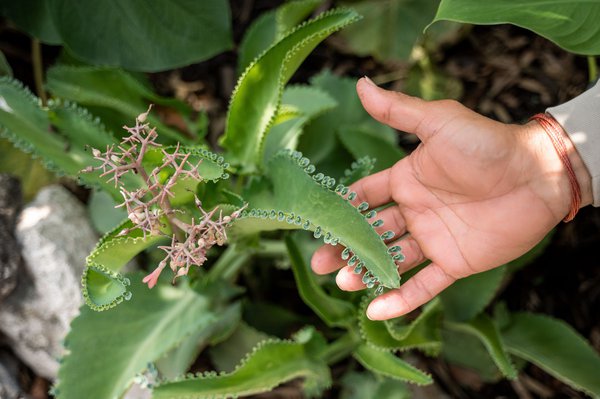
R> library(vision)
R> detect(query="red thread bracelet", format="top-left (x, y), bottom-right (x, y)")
top-left (530, 113), bottom-right (581, 222)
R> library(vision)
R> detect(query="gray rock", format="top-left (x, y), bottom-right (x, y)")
top-left (0, 185), bottom-right (97, 379)
top-left (0, 174), bottom-right (23, 302)
top-left (0, 349), bottom-right (30, 399)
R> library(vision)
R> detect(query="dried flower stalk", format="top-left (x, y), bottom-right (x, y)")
top-left (84, 107), bottom-right (244, 288)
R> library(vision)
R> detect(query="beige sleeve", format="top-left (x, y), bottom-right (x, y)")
top-left (546, 81), bottom-right (600, 207)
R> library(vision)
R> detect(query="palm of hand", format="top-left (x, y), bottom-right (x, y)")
top-left (311, 79), bottom-right (565, 320)
top-left (391, 110), bottom-right (559, 279)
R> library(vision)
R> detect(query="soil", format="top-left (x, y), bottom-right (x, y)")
top-left (1, 1), bottom-right (599, 398)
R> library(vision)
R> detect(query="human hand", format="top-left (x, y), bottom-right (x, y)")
top-left (311, 77), bottom-right (592, 320)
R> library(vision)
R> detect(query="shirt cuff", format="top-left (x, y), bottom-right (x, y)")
top-left (546, 81), bottom-right (600, 207)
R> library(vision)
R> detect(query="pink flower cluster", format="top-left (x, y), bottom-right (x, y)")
top-left (84, 107), bottom-right (245, 288)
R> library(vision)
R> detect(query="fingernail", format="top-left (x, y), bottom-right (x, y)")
top-left (363, 76), bottom-right (377, 87)
top-left (366, 299), bottom-right (386, 320)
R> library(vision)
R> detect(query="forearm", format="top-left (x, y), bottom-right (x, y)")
top-left (546, 81), bottom-right (600, 207)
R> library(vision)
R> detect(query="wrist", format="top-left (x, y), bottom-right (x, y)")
top-left (523, 119), bottom-right (593, 221)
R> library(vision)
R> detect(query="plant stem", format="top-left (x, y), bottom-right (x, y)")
top-left (206, 244), bottom-right (252, 283)
top-left (31, 39), bottom-right (47, 106)
top-left (321, 331), bottom-right (360, 365)
top-left (588, 56), bottom-right (598, 83)
top-left (254, 239), bottom-right (288, 257)
top-left (136, 165), bottom-right (186, 242)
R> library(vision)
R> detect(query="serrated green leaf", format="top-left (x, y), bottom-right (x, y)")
top-left (47, 0), bottom-right (232, 71)
top-left (441, 328), bottom-right (502, 382)
top-left (88, 189), bottom-right (128, 234)
top-left (0, 77), bottom-right (129, 198)
top-left (338, 128), bottom-right (406, 172)
top-left (431, 0), bottom-right (600, 55)
top-left (360, 297), bottom-right (442, 353)
top-left (238, 0), bottom-right (322, 74)
top-left (56, 274), bottom-right (237, 399)
top-left (299, 70), bottom-right (398, 167)
top-left (157, 302), bottom-right (242, 380)
top-left (286, 235), bottom-right (356, 328)
top-left (353, 344), bottom-right (432, 385)
top-left (339, 156), bottom-right (376, 185)
top-left (153, 328), bottom-right (331, 399)
top-left (339, 0), bottom-right (441, 62)
top-left (446, 314), bottom-right (517, 379)
top-left (263, 85), bottom-right (337, 164)
top-left (230, 151), bottom-right (401, 289)
top-left (46, 66), bottom-right (192, 143)
top-left (208, 322), bottom-right (271, 373)
top-left (440, 266), bottom-right (505, 322)
top-left (221, 8), bottom-right (360, 172)
top-left (501, 312), bottom-right (600, 396)
top-left (83, 220), bottom-right (169, 310)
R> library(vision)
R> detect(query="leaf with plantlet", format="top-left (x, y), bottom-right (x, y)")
top-left (231, 150), bottom-right (402, 290)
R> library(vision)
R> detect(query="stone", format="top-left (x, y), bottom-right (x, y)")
top-left (0, 349), bottom-right (30, 399)
top-left (0, 185), bottom-right (98, 379)
top-left (0, 174), bottom-right (23, 302)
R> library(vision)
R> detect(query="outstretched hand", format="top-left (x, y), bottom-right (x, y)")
top-left (311, 77), bottom-right (592, 320)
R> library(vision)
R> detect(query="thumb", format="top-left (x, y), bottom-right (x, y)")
top-left (356, 77), bottom-right (440, 142)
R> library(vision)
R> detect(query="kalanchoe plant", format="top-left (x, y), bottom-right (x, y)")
top-left (1, 3), bottom-right (600, 399)
top-left (84, 107), bottom-right (245, 288)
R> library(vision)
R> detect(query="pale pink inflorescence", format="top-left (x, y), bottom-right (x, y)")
top-left (84, 106), bottom-right (245, 288)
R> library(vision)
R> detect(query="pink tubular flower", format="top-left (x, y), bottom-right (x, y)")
top-left (142, 261), bottom-right (168, 289)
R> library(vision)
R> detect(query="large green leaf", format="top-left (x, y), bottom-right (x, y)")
top-left (353, 344), bottom-right (432, 385)
top-left (262, 85), bottom-right (337, 164)
top-left (56, 274), bottom-right (239, 399)
top-left (208, 322), bottom-right (271, 373)
top-left (338, 128), bottom-right (406, 171)
top-left (339, 0), bottom-right (441, 61)
top-left (431, 0), bottom-right (600, 55)
top-left (153, 328), bottom-right (331, 399)
top-left (220, 8), bottom-right (360, 172)
top-left (446, 314), bottom-right (517, 379)
top-left (0, 77), bottom-right (131, 198)
top-left (46, 66), bottom-right (192, 143)
top-left (439, 266), bottom-right (505, 322)
top-left (501, 312), bottom-right (600, 396)
top-left (441, 328), bottom-right (503, 382)
top-left (157, 303), bottom-right (241, 380)
top-left (230, 150), bottom-right (401, 290)
top-left (286, 235), bottom-right (356, 328)
top-left (238, 0), bottom-right (322, 74)
top-left (0, 0), bottom-right (61, 44)
top-left (46, 0), bottom-right (232, 71)
top-left (299, 70), bottom-right (399, 169)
